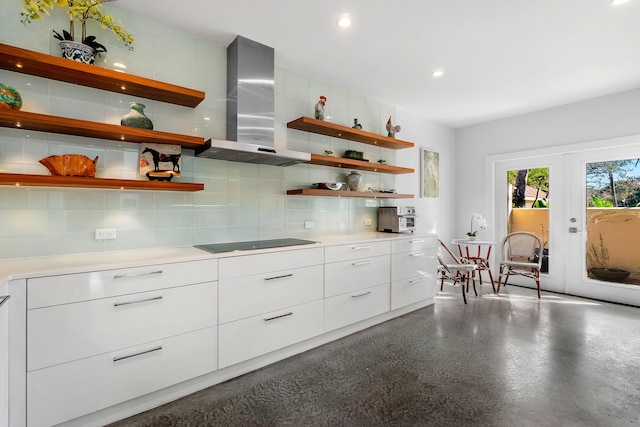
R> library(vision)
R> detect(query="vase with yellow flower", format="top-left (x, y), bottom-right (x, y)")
top-left (20, 0), bottom-right (134, 64)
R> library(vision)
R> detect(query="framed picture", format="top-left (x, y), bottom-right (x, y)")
top-left (421, 148), bottom-right (439, 198)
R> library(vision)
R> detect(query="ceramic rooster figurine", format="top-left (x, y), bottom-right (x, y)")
top-left (314, 96), bottom-right (327, 120)
top-left (386, 116), bottom-right (401, 138)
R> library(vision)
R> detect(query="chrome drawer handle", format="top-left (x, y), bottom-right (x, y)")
top-left (409, 252), bottom-right (425, 257)
top-left (352, 260), bottom-right (372, 266)
top-left (351, 246), bottom-right (372, 250)
top-left (113, 270), bottom-right (163, 279)
top-left (351, 291), bottom-right (372, 298)
top-left (410, 239), bottom-right (425, 244)
top-left (264, 273), bottom-right (293, 281)
top-left (113, 345), bottom-right (163, 362)
top-left (409, 278), bottom-right (424, 284)
top-left (113, 295), bottom-right (163, 307)
top-left (0, 295), bottom-right (9, 308)
top-left (264, 312), bottom-right (293, 322)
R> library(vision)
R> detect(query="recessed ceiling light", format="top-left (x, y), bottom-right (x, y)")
top-left (610, 0), bottom-right (630, 5)
top-left (337, 13), bottom-right (352, 28)
top-left (431, 68), bottom-right (445, 78)
top-left (113, 62), bottom-right (126, 69)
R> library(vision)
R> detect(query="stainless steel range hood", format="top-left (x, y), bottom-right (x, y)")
top-left (196, 36), bottom-right (310, 166)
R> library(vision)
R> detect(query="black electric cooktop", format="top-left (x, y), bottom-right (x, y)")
top-left (195, 238), bottom-right (319, 254)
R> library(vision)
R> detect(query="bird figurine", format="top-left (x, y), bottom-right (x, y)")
top-left (386, 116), bottom-right (401, 138)
top-left (314, 96), bottom-right (327, 120)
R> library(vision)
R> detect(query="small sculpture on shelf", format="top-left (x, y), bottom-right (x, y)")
top-left (39, 154), bottom-right (98, 177)
top-left (314, 95), bottom-right (326, 120)
top-left (352, 118), bottom-right (362, 129)
top-left (386, 116), bottom-right (401, 138)
top-left (344, 150), bottom-right (365, 161)
top-left (121, 102), bottom-right (153, 130)
top-left (0, 83), bottom-right (22, 110)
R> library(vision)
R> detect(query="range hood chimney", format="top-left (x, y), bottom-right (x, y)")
top-left (196, 36), bottom-right (310, 166)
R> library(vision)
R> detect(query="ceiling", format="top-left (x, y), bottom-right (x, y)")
top-left (112, 0), bottom-right (640, 129)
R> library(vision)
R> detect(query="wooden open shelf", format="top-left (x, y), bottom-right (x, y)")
top-left (0, 43), bottom-right (205, 107)
top-left (308, 154), bottom-right (413, 174)
top-left (0, 110), bottom-right (205, 149)
top-left (0, 173), bottom-right (204, 192)
top-left (287, 117), bottom-right (414, 150)
top-left (286, 189), bottom-right (413, 199)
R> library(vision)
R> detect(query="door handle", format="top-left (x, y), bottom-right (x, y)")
top-left (568, 227), bottom-right (581, 233)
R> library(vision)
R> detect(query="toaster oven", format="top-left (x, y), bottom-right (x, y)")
top-left (377, 206), bottom-right (416, 233)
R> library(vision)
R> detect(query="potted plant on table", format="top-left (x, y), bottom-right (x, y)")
top-left (466, 212), bottom-right (487, 240)
top-left (20, 0), bottom-right (134, 64)
top-left (587, 233), bottom-right (630, 282)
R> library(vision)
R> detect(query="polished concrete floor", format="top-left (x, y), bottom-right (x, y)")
top-left (110, 283), bottom-right (640, 427)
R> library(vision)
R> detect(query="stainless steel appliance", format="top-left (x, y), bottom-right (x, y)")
top-left (195, 238), bottom-right (319, 254)
top-left (195, 36), bottom-right (310, 166)
top-left (377, 206), bottom-right (416, 233)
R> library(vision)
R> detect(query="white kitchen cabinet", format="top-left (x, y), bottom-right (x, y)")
top-left (324, 240), bottom-right (390, 264)
top-left (24, 258), bottom-right (219, 427)
top-left (3, 235), bottom-right (438, 426)
top-left (219, 264), bottom-right (323, 324)
top-left (27, 327), bottom-right (217, 427)
top-left (219, 247), bottom-right (323, 280)
top-left (218, 248), bottom-right (325, 368)
top-left (28, 281), bottom-right (217, 371)
top-left (390, 236), bottom-right (437, 310)
top-left (218, 300), bottom-right (324, 369)
top-left (0, 282), bottom-right (8, 427)
top-left (28, 258), bottom-right (218, 309)
top-left (324, 283), bottom-right (391, 331)
top-left (323, 240), bottom-right (391, 331)
top-left (324, 255), bottom-right (391, 298)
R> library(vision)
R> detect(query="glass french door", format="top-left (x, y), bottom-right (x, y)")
top-left (493, 138), bottom-right (640, 305)
top-left (566, 145), bottom-right (640, 305)
top-left (494, 155), bottom-right (566, 294)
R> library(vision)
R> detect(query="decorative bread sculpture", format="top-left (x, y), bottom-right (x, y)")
top-left (39, 154), bottom-right (98, 177)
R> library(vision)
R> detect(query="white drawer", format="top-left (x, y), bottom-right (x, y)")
top-left (28, 281), bottom-right (217, 371)
top-left (218, 300), bottom-right (324, 369)
top-left (27, 259), bottom-right (218, 309)
top-left (324, 255), bottom-right (390, 297)
top-left (324, 283), bottom-right (390, 332)
top-left (219, 247), bottom-right (323, 280)
top-left (27, 327), bottom-right (217, 427)
top-left (391, 235), bottom-right (436, 254)
top-left (324, 240), bottom-right (390, 263)
top-left (219, 265), bottom-right (323, 324)
top-left (391, 274), bottom-right (436, 310)
top-left (391, 250), bottom-right (437, 282)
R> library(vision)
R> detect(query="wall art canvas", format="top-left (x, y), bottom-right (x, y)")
top-left (421, 148), bottom-right (439, 198)
top-left (139, 143), bottom-right (181, 179)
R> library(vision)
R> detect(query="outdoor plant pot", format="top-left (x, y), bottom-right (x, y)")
top-left (589, 268), bottom-right (630, 283)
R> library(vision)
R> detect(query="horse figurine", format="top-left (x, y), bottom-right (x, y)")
top-left (142, 147), bottom-right (181, 172)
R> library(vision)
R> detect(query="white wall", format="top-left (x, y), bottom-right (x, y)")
top-left (0, 4), bottom-right (453, 259)
top-left (454, 88), bottom-right (640, 240)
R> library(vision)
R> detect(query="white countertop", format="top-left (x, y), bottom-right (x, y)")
top-left (0, 232), bottom-right (435, 282)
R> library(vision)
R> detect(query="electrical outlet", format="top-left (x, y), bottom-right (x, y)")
top-left (95, 228), bottom-right (117, 240)
top-left (304, 221), bottom-right (315, 229)
top-left (364, 218), bottom-right (373, 226)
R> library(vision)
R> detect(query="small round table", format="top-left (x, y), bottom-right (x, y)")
top-left (451, 239), bottom-right (496, 292)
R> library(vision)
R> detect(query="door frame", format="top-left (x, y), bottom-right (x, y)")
top-left (485, 134), bottom-right (640, 300)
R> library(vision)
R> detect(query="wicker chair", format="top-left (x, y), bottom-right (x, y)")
top-left (438, 239), bottom-right (477, 304)
top-left (496, 232), bottom-right (544, 298)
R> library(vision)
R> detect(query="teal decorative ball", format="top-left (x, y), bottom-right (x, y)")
top-left (0, 83), bottom-right (22, 110)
